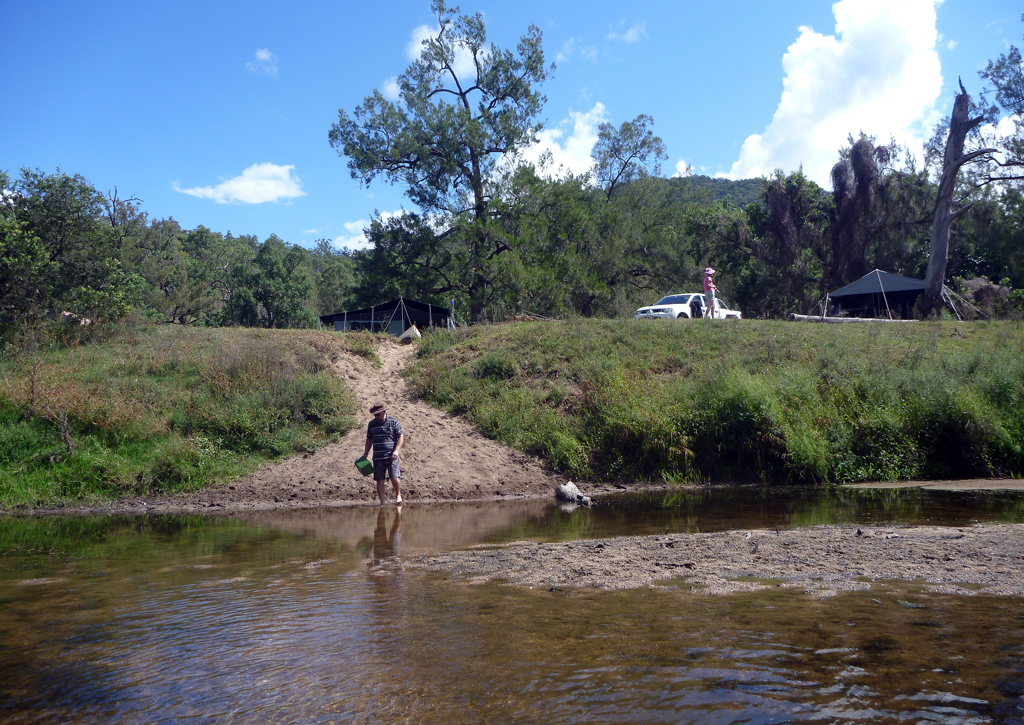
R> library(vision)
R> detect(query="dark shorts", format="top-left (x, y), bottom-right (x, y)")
top-left (373, 456), bottom-right (401, 480)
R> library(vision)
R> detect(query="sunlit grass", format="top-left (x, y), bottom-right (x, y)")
top-left (0, 320), bottom-right (365, 507)
top-left (409, 319), bottom-right (1024, 484)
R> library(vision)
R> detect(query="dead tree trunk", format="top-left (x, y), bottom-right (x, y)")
top-left (918, 80), bottom-right (994, 317)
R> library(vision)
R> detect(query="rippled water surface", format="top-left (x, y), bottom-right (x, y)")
top-left (2, 488), bottom-right (1024, 723)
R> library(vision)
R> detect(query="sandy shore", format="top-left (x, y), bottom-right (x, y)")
top-left (408, 522), bottom-right (1024, 597)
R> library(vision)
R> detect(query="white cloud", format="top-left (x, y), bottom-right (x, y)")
top-left (383, 76), bottom-right (401, 101)
top-left (978, 113), bottom-right (1022, 164)
top-left (519, 103), bottom-right (608, 178)
top-left (304, 228), bottom-right (321, 235)
top-left (407, 24), bottom-right (477, 79)
top-left (608, 21), bottom-right (647, 43)
top-left (245, 48), bottom-right (278, 78)
top-left (947, 39), bottom-right (958, 50)
top-left (673, 159), bottom-right (692, 178)
top-left (333, 210), bottom-right (405, 251)
top-left (173, 163), bottom-right (306, 204)
top-left (725, 0), bottom-right (943, 186)
top-left (557, 37), bottom-right (598, 64)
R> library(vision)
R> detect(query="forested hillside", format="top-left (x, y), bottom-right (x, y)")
top-left (685, 176), bottom-right (764, 209)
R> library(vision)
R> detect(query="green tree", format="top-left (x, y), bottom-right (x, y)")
top-left (216, 235), bottom-right (316, 328)
top-left (128, 220), bottom-right (228, 324)
top-left (310, 239), bottom-right (359, 315)
top-left (827, 135), bottom-right (931, 289)
top-left (591, 114), bottom-right (667, 200)
top-left (975, 16), bottom-right (1024, 187)
top-left (3, 168), bottom-right (143, 321)
top-left (1, 171), bottom-right (48, 316)
top-left (497, 164), bottom-right (696, 319)
top-left (249, 236), bottom-right (316, 328)
top-left (329, 1), bottom-right (552, 320)
top-left (688, 171), bottom-right (831, 317)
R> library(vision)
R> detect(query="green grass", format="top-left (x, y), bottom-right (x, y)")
top-left (408, 319), bottom-right (1024, 484)
top-left (0, 320), bottom-right (366, 507)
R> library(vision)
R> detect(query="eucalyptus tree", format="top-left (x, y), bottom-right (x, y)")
top-left (309, 239), bottom-right (358, 316)
top-left (919, 84), bottom-right (996, 315)
top-left (917, 20), bottom-right (1024, 314)
top-left (329, 1), bottom-right (552, 320)
top-left (591, 114), bottom-right (667, 200)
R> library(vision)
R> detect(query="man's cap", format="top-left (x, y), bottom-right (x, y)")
top-left (705, 267), bottom-right (716, 275)
top-left (369, 402), bottom-right (387, 414)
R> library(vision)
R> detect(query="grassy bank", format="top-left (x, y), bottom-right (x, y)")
top-left (408, 318), bottom-right (1024, 484)
top-left (0, 321), bottom-right (369, 508)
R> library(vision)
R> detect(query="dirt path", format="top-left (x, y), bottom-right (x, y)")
top-left (104, 339), bottom-right (562, 514)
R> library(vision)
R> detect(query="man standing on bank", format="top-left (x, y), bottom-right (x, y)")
top-left (363, 402), bottom-right (404, 505)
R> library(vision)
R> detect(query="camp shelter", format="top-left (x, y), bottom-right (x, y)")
top-left (319, 297), bottom-right (453, 335)
top-left (827, 270), bottom-right (926, 319)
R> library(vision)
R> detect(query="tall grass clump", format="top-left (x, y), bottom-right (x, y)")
top-left (0, 321), bottom-right (360, 507)
top-left (407, 318), bottom-right (1024, 484)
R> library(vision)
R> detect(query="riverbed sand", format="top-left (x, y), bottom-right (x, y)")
top-left (410, 523), bottom-right (1024, 597)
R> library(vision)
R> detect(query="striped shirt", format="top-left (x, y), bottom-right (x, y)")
top-left (366, 415), bottom-right (403, 460)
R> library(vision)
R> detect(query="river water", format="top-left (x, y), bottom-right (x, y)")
top-left (2, 487), bottom-right (1023, 723)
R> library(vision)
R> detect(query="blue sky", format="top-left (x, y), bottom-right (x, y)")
top-left (1, 0), bottom-right (1017, 251)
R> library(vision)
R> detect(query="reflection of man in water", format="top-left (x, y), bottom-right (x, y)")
top-left (373, 506), bottom-right (402, 562)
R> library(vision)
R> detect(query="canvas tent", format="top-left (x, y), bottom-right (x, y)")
top-left (826, 270), bottom-right (925, 319)
top-left (319, 297), bottom-right (453, 335)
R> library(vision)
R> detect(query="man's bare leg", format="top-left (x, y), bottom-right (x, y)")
top-left (375, 479), bottom-right (387, 505)
top-left (391, 477), bottom-right (402, 504)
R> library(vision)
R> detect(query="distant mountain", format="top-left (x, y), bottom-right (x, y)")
top-left (675, 175), bottom-right (765, 209)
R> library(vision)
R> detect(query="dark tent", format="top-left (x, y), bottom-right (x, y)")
top-left (827, 270), bottom-right (925, 319)
top-left (319, 297), bottom-right (453, 335)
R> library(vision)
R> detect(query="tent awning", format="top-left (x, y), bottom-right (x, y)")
top-left (829, 270), bottom-right (925, 298)
top-left (319, 297), bottom-right (452, 334)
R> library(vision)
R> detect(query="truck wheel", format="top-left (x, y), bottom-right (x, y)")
top-left (676, 312), bottom-right (689, 319)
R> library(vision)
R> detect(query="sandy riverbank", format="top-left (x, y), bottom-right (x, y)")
top-left (407, 522), bottom-right (1024, 597)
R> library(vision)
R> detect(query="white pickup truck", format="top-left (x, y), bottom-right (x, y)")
top-left (634, 293), bottom-right (743, 320)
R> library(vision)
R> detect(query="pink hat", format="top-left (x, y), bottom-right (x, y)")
top-left (704, 267), bottom-right (716, 275)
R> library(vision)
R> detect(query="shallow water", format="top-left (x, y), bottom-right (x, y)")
top-left (2, 487), bottom-right (1024, 723)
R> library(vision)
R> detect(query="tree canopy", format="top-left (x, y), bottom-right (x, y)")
top-left (329, 1), bottom-right (551, 320)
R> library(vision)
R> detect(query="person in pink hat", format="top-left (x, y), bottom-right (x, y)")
top-left (703, 267), bottom-right (718, 319)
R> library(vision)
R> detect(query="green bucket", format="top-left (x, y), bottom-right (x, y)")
top-left (354, 456), bottom-right (374, 476)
